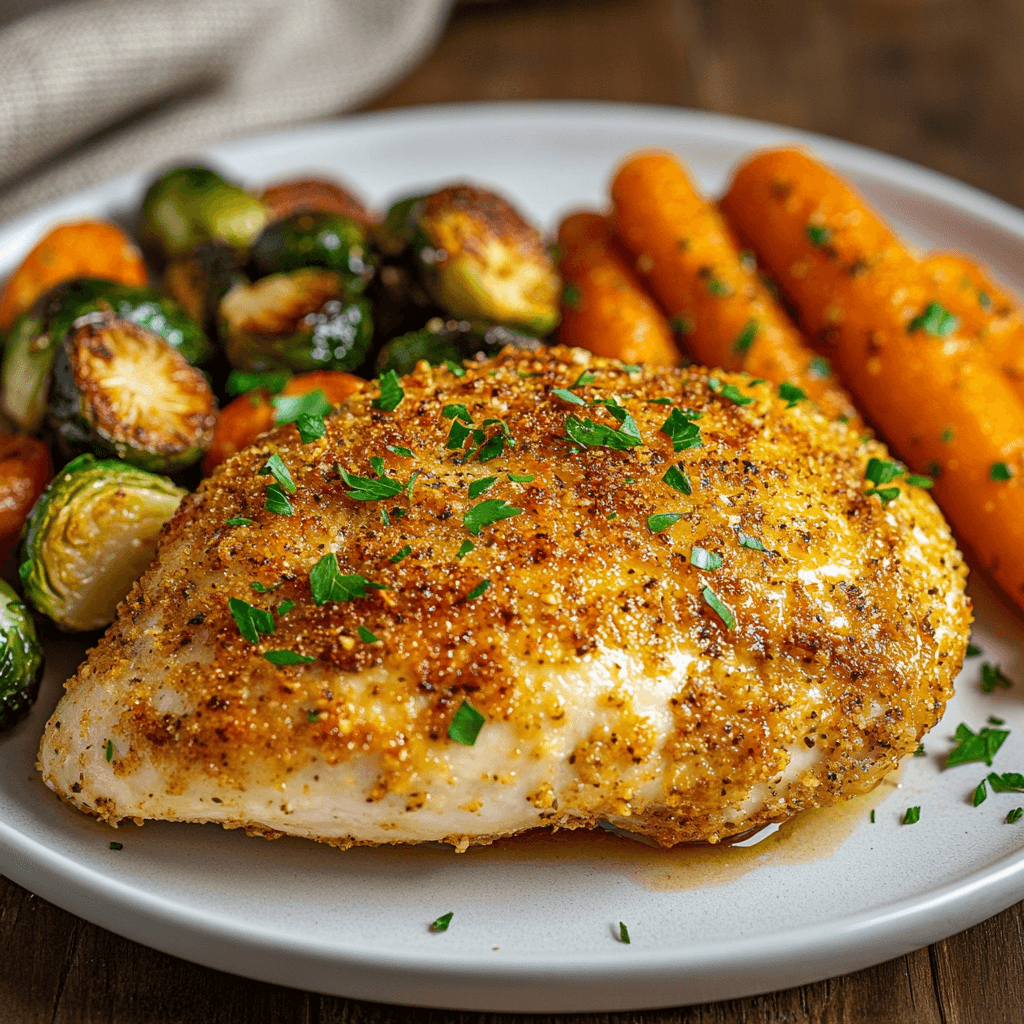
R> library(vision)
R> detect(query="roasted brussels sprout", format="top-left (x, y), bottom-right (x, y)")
top-left (0, 307), bottom-right (50, 430)
top-left (162, 239), bottom-right (240, 335)
top-left (260, 176), bottom-right (377, 225)
top-left (140, 165), bottom-right (268, 263)
top-left (0, 578), bottom-right (43, 730)
top-left (249, 212), bottom-right (374, 288)
top-left (48, 314), bottom-right (217, 472)
top-left (376, 318), bottom-right (541, 377)
top-left (19, 454), bottom-right (185, 632)
top-left (219, 269), bottom-right (372, 373)
top-left (381, 184), bottom-right (561, 335)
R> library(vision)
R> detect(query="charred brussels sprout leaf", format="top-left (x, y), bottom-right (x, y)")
top-left (219, 269), bottom-right (372, 373)
top-left (0, 307), bottom-right (51, 431)
top-left (410, 184), bottom-right (561, 335)
top-left (141, 165), bottom-right (268, 263)
top-left (0, 579), bottom-right (43, 732)
top-left (162, 239), bottom-right (241, 336)
top-left (377, 194), bottom-right (429, 257)
top-left (250, 212), bottom-right (375, 289)
top-left (48, 314), bottom-right (217, 472)
top-left (19, 454), bottom-right (185, 632)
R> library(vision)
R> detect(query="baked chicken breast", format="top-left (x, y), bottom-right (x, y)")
top-left (39, 347), bottom-right (971, 848)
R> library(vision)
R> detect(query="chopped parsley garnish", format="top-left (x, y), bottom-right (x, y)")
top-left (357, 626), bottom-right (380, 644)
top-left (226, 369), bottom-right (290, 397)
top-left (272, 389), bottom-right (331, 427)
top-left (107, 840), bottom-right (124, 851)
top-left (338, 467), bottom-right (404, 501)
top-left (105, 739), bottom-right (113, 763)
top-left (648, 513), bottom-right (684, 534)
top-left (670, 316), bottom-right (693, 335)
top-left (1008, 808), bottom-right (1024, 824)
top-left (702, 586), bottom-right (735, 629)
top-left (905, 474), bottom-right (934, 488)
top-left (447, 418), bottom-right (473, 450)
top-left (263, 650), bottom-right (315, 666)
top-left (646, 398), bottom-right (673, 405)
top-left (989, 716), bottom-right (1005, 725)
top-left (466, 579), bottom-right (491, 601)
top-left (295, 413), bottom-right (326, 444)
top-left (660, 408), bottom-right (702, 452)
top-left (552, 387), bottom-right (587, 406)
top-left (309, 554), bottom-right (383, 605)
top-left (945, 723), bottom-right (1009, 768)
top-left (508, 472), bottom-right (534, 483)
top-left (226, 516), bottom-right (253, 527)
top-left (444, 403), bottom-right (473, 424)
top-left (941, 427), bottom-right (955, 443)
top-left (258, 454), bottom-right (296, 493)
top-left (738, 533), bottom-right (766, 551)
top-left (706, 277), bottom-right (731, 297)
top-left (902, 806), bottom-right (921, 825)
top-left (809, 356), bottom-right (832, 379)
top-left (913, 745), bottom-right (926, 757)
top-left (778, 382), bottom-right (807, 408)
top-left (464, 499), bottom-right (523, 536)
top-left (251, 581), bottom-right (282, 593)
top-left (565, 399), bottom-right (643, 450)
top-left (607, 512), bottom-right (618, 520)
top-left (390, 545), bottom-right (412, 564)
top-left (662, 464), bottom-right (692, 496)
top-left (908, 302), bottom-right (958, 336)
top-left (967, 643), bottom-right (982, 657)
top-left (562, 282), bottom-right (583, 308)
top-left (870, 810), bottom-right (875, 823)
top-left (456, 540), bottom-right (475, 559)
top-left (805, 224), bottom-right (831, 247)
top-left (977, 290), bottom-right (993, 311)
top-left (864, 458), bottom-right (906, 505)
top-left (228, 597), bottom-right (275, 643)
top-left (449, 700), bottom-right (485, 745)
top-left (468, 476), bottom-right (498, 499)
top-left (570, 371), bottom-right (597, 389)
top-left (987, 772), bottom-right (1024, 793)
top-left (708, 377), bottom-right (754, 406)
top-left (432, 912), bottom-right (454, 932)
top-left (264, 483), bottom-right (294, 516)
top-left (372, 370), bottom-right (404, 411)
top-left (387, 444), bottom-right (414, 458)
top-left (307, 710), bottom-right (321, 722)
top-left (981, 662), bottom-right (1013, 694)
top-left (619, 922), bottom-right (631, 944)
top-left (974, 781), bottom-right (988, 806)
top-left (622, 365), bottom-right (642, 375)
top-left (690, 546), bottom-right (723, 570)
top-left (277, 599), bottom-right (295, 617)
top-left (733, 319), bottom-right (758, 353)
top-left (866, 486), bottom-right (900, 507)
top-left (990, 462), bottom-right (1013, 481)
top-left (445, 360), bottom-right (466, 377)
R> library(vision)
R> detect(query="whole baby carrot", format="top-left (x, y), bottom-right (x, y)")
top-left (556, 211), bottom-right (682, 366)
top-left (610, 151), bottom-right (860, 425)
top-left (721, 147), bottom-right (1024, 611)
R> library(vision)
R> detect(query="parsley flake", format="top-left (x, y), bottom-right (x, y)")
top-left (905, 473), bottom-right (934, 488)
top-left (865, 459), bottom-right (903, 485)
top-left (690, 546), bottom-right (723, 570)
top-left (662, 464), bottom-right (692, 496)
top-left (660, 408), bottom-right (702, 452)
top-left (563, 282), bottom-right (583, 308)
top-left (309, 554), bottom-right (383, 605)
top-left (570, 371), bottom-right (596, 389)
top-left (708, 377), bottom-right (754, 406)
top-left (307, 710), bottom-right (321, 722)
top-left (865, 486), bottom-right (900, 507)
top-left (390, 545), bottom-right (412, 564)
top-left (447, 418), bottom-right (473, 450)
top-left (733, 319), bottom-right (759, 354)
top-left (277, 599), bottom-right (295, 617)
top-left (464, 499), bottom-right (523, 536)
top-left (706, 277), bottom-right (731, 297)
top-left (105, 739), bottom-right (113, 763)
top-left (903, 806), bottom-right (921, 825)
top-left (945, 723), bottom-right (1009, 768)
top-left (806, 224), bottom-right (831, 247)
top-left (445, 360), bottom-right (466, 377)
top-left (272, 390), bottom-right (331, 427)
top-left (738, 533), bottom-right (766, 551)
top-left (432, 912), bottom-right (454, 932)
top-left (251, 581), bottom-right (282, 593)
top-left (967, 643), bottom-right (982, 657)
top-left (619, 922), bottom-right (631, 944)
top-left (372, 370), bottom-right (404, 411)
top-left (870, 810), bottom-right (875, 823)
top-left (778, 382), bottom-right (807, 408)
top-left (443, 403), bottom-right (473, 424)
top-left (908, 302), bottom-right (958, 336)
top-left (552, 387), bottom-right (587, 406)
top-left (913, 744), bottom-right (926, 756)
top-left (1008, 808), bottom-right (1024, 824)
top-left (809, 356), bottom-right (832, 378)
top-left (648, 513), bottom-right (684, 533)
top-left (456, 540), bottom-right (475, 559)
top-left (357, 625), bottom-right (380, 644)
top-left (338, 467), bottom-right (404, 501)
top-left (263, 650), bottom-right (315, 666)
top-left (109, 841), bottom-right (123, 850)
top-left (257, 454), bottom-right (296, 493)
top-left (228, 598), bottom-right (275, 643)
top-left (466, 579), bottom-right (491, 601)
top-left (565, 407), bottom-right (643, 450)
top-left (264, 483), bottom-right (294, 516)
top-left (670, 316), bottom-right (693, 335)
top-left (990, 462), bottom-right (1013, 481)
top-left (226, 516), bottom-right (253, 527)
top-left (987, 772), bottom-right (1024, 793)
top-left (469, 476), bottom-right (498, 498)
top-left (974, 780), bottom-right (988, 806)
top-left (508, 472), bottom-right (534, 483)
top-left (295, 413), bottom-right (326, 444)
top-left (941, 427), bottom-right (955, 443)
top-left (977, 290), bottom-right (993, 312)
top-left (449, 700), bottom-right (485, 745)
top-left (981, 662), bottom-right (1013, 694)
top-left (387, 444), bottom-right (414, 458)
top-left (702, 586), bottom-right (735, 629)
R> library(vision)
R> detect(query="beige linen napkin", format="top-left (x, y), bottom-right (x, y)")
top-left (0, 0), bottom-right (453, 223)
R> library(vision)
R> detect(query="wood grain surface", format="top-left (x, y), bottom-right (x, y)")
top-left (5, 1), bottom-right (1024, 1022)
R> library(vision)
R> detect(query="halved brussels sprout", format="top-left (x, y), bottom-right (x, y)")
top-left (0, 307), bottom-right (51, 430)
top-left (381, 184), bottom-right (561, 335)
top-left (48, 314), bottom-right (217, 473)
top-left (219, 268), bottom-right (372, 373)
top-left (249, 212), bottom-right (374, 288)
top-left (0, 578), bottom-right (43, 731)
top-left (19, 454), bottom-right (185, 632)
top-left (141, 165), bottom-right (268, 263)
top-left (376, 318), bottom-right (542, 377)
top-left (162, 239), bottom-right (241, 335)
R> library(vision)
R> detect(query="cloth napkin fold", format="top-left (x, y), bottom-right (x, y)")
top-left (0, 0), bottom-right (453, 223)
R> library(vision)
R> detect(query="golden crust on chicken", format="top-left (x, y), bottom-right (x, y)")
top-left (39, 346), bottom-right (971, 848)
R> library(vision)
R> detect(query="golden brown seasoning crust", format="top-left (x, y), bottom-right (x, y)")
top-left (39, 346), bottom-right (971, 848)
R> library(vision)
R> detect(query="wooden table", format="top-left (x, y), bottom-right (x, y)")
top-left (4, 1), bottom-right (1024, 1021)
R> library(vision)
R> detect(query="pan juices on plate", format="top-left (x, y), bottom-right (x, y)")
top-left (39, 347), bottom-right (971, 849)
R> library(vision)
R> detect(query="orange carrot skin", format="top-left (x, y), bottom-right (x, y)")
top-left (203, 371), bottom-right (363, 474)
top-left (610, 151), bottom-right (859, 425)
top-left (556, 211), bottom-right (681, 366)
top-left (0, 434), bottom-right (52, 580)
top-left (722, 148), bottom-right (1024, 609)
top-left (0, 221), bottom-right (148, 330)
top-left (921, 253), bottom-right (1024, 389)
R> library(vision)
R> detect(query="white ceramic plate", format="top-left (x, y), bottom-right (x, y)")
top-left (2, 103), bottom-right (1024, 1014)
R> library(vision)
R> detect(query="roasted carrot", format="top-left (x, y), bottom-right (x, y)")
top-left (0, 221), bottom-right (148, 330)
top-left (260, 177), bottom-right (377, 226)
top-left (556, 211), bottom-right (682, 365)
top-left (610, 151), bottom-right (860, 424)
top-left (722, 147), bottom-right (1024, 610)
top-left (920, 252), bottom-right (1024, 393)
top-left (203, 371), bottom-right (363, 474)
top-left (0, 434), bottom-right (52, 580)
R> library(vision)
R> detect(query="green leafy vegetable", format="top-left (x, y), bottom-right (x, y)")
top-left (309, 553), bottom-right (382, 605)
top-left (387, 444), bottom-right (414, 458)
top-left (908, 302), bottom-right (958, 337)
top-left (738, 533), bottom-right (765, 551)
top-left (272, 390), bottom-right (331, 427)
top-left (945, 723), bottom-right (1009, 768)
top-left (981, 662), bottom-right (1013, 694)
top-left (226, 516), bottom-right (253, 527)
top-left (105, 739), bottom-right (113, 763)
top-left (562, 282), bottom-right (582, 308)
top-left (468, 476), bottom-right (498, 499)
top-left (708, 377), bottom-right (753, 406)
top-left (338, 467), bottom-right (404, 501)
top-left (966, 643), bottom-right (982, 657)
top-left (277, 599), bottom-right (295, 617)
top-left (264, 483), bottom-right (294, 516)
top-left (659, 408), bottom-right (702, 452)
top-left (569, 371), bottom-right (596, 389)
top-left (648, 513), bottom-right (684, 534)
top-left (806, 224), bottom-right (831, 247)
top-left (690, 546), bottom-right (723, 570)
top-left (974, 781), bottom-right (987, 806)
top-left (552, 387), bottom-right (587, 406)
top-left (445, 360), bottom-right (466, 377)
top-left (662, 464), bottom-right (692, 496)
top-left (809, 356), bottom-right (832, 378)
top-left (1008, 808), bottom-right (1023, 823)
top-left (456, 540), bottom-right (475, 559)
top-left (466, 579), bottom-right (491, 601)
top-left (226, 369), bottom-right (290, 397)
top-left (987, 772), bottom-right (1024, 793)
top-left (390, 545), bottom-right (412, 564)
top-left (778, 382), bottom-right (807, 408)
top-left (372, 370), bottom-right (404, 411)
top-left (449, 700), bottom-right (485, 745)
top-left (251, 581), bottom-right (282, 593)
top-left (229, 597), bottom-right (275, 643)
top-left (733, 319), bottom-right (758, 354)
top-left (903, 806), bottom-right (921, 824)
top-left (702, 587), bottom-right (735, 629)
top-left (258, 454), bottom-right (296, 493)
top-left (109, 841), bottom-right (123, 851)
top-left (263, 650), bottom-right (315, 665)
top-left (357, 625), bottom-right (380, 643)
top-left (295, 413), bottom-right (326, 444)
top-left (508, 472), bottom-right (534, 483)
top-left (619, 922), bottom-right (631, 944)
top-left (464, 499), bottom-right (523, 536)
top-left (431, 912), bottom-right (454, 932)
top-left (990, 462), bottom-right (1013, 481)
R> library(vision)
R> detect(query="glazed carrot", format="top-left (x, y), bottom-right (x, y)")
top-left (556, 211), bottom-right (681, 365)
top-left (0, 221), bottom-right (148, 330)
top-left (920, 252), bottom-right (1024, 394)
top-left (203, 371), bottom-right (363, 474)
top-left (722, 147), bottom-right (1024, 610)
top-left (0, 434), bottom-right (52, 580)
top-left (610, 151), bottom-right (860, 425)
